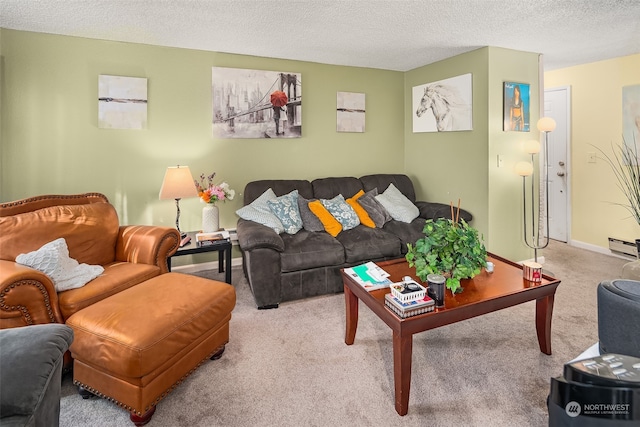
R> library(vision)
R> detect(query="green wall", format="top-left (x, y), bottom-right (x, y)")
top-left (0, 29), bottom-right (404, 235)
top-left (404, 47), bottom-right (540, 261)
top-left (1, 29), bottom-right (540, 263)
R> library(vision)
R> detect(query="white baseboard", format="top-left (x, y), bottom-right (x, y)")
top-left (569, 239), bottom-right (635, 261)
top-left (171, 257), bottom-right (243, 274)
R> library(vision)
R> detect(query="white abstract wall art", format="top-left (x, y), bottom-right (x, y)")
top-left (412, 73), bottom-right (473, 133)
top-left (337, 92), bottom-right (365, 132)
top-left (98, 75), bottom-right (147, 129)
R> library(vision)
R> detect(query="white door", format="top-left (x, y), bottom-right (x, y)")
top-left (544, 87), bottom-right (570, 242)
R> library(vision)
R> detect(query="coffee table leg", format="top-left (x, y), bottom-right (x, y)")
top-left (535, 294), bottom-right (555, 355)
top-left (344, 284), bottom-right (358, 345)
top-left (393, 331), bottom-right (412, 416)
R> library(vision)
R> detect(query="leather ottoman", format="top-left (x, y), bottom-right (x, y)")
top-left (66, 272), bottom-right (236, 425)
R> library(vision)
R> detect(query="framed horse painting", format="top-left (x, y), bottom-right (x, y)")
top-left (503, 82), bottom-right (530, 132)
top-left (412, 73), bottom-right (472, 133)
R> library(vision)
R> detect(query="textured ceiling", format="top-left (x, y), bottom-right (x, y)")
top-left (1, 0), bottom-right (639, 71)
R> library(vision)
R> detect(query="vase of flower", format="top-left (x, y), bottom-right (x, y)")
top-left (194, 172), bottom-right (235, 233)
top-left (202, 205), bottom-right (219, 233)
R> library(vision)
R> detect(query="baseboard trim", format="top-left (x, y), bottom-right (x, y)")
top-left (568, 239), bottom-right (635, 261)
top-left (171, 257), bottom-right (243, 274)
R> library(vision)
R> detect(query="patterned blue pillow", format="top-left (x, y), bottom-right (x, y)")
top-left (320, 194), bottom-right (360, 231)
top-left (268, 190), bottom-right (303, 234)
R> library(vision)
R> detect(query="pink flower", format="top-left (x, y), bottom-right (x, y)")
top-left (194, 173), bottom-right (235, 205)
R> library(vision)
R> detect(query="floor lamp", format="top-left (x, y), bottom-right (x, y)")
top-left (515, 117), bottom-right (556, 262)
top-left (159, 165), bottom-right (198, 239)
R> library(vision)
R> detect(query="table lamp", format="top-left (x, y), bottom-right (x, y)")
top-left (159, 165), bottom-right (198, 239)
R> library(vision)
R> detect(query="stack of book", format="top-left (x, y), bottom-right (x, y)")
top-left (385, 281), bottom-right (435, 318)
top-left (195, 230), bottom-right (230, 247)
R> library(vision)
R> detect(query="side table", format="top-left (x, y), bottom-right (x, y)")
top-left (168, 231), bottom-right (232, 284)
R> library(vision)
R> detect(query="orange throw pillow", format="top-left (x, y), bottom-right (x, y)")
top-left (308, 200), bottom-right (342, 237)
top-left (347, 190), bottom-right (375, 228)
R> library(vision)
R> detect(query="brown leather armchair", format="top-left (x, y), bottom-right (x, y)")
top-left (0, 193), bottom-right (180, 330)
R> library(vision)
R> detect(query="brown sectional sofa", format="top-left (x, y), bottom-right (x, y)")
top-left (236, 174), bottom-right (472, 309)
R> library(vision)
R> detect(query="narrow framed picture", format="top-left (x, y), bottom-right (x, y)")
top-left (503, 82), bottom-right (530, 132)
top-left (337, 92), bottom-right (365, 132)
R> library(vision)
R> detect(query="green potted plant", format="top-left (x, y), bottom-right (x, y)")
top-left (405, 214), bottom-right (487, 294)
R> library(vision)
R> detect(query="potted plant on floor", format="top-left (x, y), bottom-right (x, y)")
top-left (405, 202), bottom-right (487, 294)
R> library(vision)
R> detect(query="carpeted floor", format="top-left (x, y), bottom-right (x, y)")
top-left (58, 240), bottom-right (630, 426)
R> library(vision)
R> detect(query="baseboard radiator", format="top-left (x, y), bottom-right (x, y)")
top-left (608, 237), bottom-right (637, 257)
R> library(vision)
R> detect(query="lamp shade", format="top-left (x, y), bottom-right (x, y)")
top-left (524, 139), bottom-right (541, 154)
top-left (515, 161), bottom-right (534, 177)
top-left (159, 166), bottom-right (198, 200)
top-left (537, 117), bottom-right (556, 132)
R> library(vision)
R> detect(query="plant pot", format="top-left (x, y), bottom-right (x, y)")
top-left (636, 239), bottom-right (640, 259)
top-left (202, 205), bottom-right (219, 233)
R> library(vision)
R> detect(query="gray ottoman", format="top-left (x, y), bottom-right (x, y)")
top-left (597, 279), bottom-right (640, 358)
top-left (0, 324), bottom-right (74, 427)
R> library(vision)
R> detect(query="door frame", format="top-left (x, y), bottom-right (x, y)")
top-left (544, 85), bottom-right (572, 243)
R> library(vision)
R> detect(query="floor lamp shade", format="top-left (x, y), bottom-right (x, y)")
top-left (537, 117), bottom-right (556, 132)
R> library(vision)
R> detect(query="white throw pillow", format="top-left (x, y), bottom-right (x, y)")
top-left (374, 183), bottom-right (420, 223)
top-left (15, 238), bottom-right (104, 292)
top-left (236, 188), bottom-right (285, 234)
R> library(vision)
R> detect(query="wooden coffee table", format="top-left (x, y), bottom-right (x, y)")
top-left (341, 253), bottom-right (561, 416)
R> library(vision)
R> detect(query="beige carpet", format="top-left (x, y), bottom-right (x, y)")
top-left (58, 240), bottom-right (630, 426)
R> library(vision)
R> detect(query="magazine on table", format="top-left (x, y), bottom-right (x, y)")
top-left (343, 261), bottom-right (392, 291)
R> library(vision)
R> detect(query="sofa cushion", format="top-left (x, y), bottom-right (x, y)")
top-left (297, 195), bottom-right (325, 232)
top-left (267, 190), bottom-right (303, 234)
top-left (320, 194), bottom-right (360, 231)
top-left (243, 180), bottom-right (313, 205)
top-left (0, 324), bottom-right (73, 421)
top-left (360, 174), bottom-right (417, 203)
top-left (308, 200), bottom-right (342, 237)
top-left (346, 190), bottom-right (375, 228)
top-left (0, 203), bottom-right (119, 266)
top-left (16, 238), bottom-right (104, 292)
top-left (57, 261), bottom-right (160, 320)
top-left (280, 231), bottom-right (346, 272)
top-left (311, 176), bottom-right (363, 200)
top-left (375, 183), bottom-right (420, 223)
top-left (236, 188), bottom-right (285, 234)
top-left (357, 188), bottom-right (392, 228)
top-left (383, 218), bottom-right (427, 253)
top-left (336, 226), bottom-right (402, 263)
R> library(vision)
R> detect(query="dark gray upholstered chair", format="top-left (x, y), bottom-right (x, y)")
top-left (0, 324), bottom-right (74, 427)
top-left (597, 279), bottom-right (640, 358)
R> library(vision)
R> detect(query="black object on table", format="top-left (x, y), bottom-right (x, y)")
top-left (168, 231), bottom-right (232, 284)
